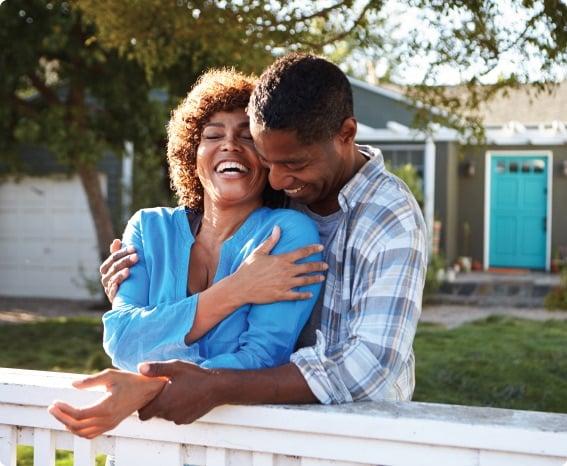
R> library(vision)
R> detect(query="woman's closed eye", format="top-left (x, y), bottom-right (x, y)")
top-left (202, 132), bottom-right (224, 140)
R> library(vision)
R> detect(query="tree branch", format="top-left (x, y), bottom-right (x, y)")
top-left (299, 1), bottom-right (374, 48)
top-left (27, 73), bottom-right (62, 106)
top-left (10, 95), bottom-right (39, 118)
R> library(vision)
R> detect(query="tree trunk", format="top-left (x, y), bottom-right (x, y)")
top-left (77, 162), bottom-right (116, 261)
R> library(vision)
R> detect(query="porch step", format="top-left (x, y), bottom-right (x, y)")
top-left (428, 272), bottom-right (560, 308)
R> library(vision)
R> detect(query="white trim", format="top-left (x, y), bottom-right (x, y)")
top-left (122, 141), bottom-right (134, 224)
top-left (483, 150), bottom-right (553, 271)
top-left (424, 137), bottom-right (436, 255)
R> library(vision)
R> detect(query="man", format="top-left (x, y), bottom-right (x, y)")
top-left (97, 53), bottom-right (427, 423)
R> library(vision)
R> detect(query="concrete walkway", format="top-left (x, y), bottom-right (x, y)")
top-left (420, 304), bottom-right (567, 329)
top-left (1, 297), bottom-right (566, 328)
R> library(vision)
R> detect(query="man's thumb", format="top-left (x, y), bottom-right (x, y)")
top-left (110, 238), bottom-right (122, 254)
top-left (139, 360), bottom-right (178, 378)
top-left (258, 225), bottom-right (281, 254)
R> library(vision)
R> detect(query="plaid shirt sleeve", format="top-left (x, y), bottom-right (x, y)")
top-left (290, 226), bottom-right (427, 404)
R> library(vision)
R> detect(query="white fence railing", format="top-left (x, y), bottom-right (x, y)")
top-left (1, 368), bottom-right (566, 466)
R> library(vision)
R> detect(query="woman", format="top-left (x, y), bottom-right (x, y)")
top-left (49, 69), bottom-right (325, 439)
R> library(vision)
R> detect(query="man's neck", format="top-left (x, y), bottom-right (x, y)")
top-left (307, 147), bottom-right (367, 216)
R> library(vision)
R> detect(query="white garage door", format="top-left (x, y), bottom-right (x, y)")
top-left (0, 175), bottom-right (105, 299)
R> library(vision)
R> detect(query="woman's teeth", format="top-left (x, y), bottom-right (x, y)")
top-left (215, 161), bottom-right (249, 173)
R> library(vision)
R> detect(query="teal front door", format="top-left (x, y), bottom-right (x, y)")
top-left (489, 155), bottom-right (548, 269)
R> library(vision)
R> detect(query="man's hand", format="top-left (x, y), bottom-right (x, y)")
top-left (48, 369), bottom-right (166, 439)
top-left (100, 239), bottom-right (139, 303)
top-left (137, 360), bottom-right (317, 425)
top-left (138, 360), bottom-right (223, 424)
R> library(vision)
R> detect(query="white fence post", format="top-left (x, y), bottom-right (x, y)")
top-left (0, 425), bottom-right (17, 466)
top-left (33, 428), bottom-right (55, 466)
top-left (206, 447), bottom-right (228, 466)
top-left (73, 437), bottom-right (95, 466)
top-left (114, 437), bottom-right (183, 466)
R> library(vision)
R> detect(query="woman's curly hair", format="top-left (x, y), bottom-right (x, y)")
top-left (168, 68), bottom-right (274, 212)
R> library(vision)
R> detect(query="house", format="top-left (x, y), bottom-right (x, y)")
top-left (351, 77), bottom-right (567, 271)
top-left (0, 146), bottom-right (128, 300)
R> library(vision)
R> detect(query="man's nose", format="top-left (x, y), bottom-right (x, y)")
top-left (268, 165), bottom-right (293, 191)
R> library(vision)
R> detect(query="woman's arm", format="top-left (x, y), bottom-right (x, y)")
top-left (106, 210), bottom-right (325, 371)
top-left (201, 212), bottom-right (324, 370)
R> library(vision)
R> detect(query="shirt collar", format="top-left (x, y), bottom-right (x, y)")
top-left (338, 145), bottom-right (385, 211)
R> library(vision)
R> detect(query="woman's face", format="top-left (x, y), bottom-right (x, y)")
top-left (196, 108), bottom-right (267, 209)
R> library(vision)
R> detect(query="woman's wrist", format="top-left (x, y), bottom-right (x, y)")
top-left (218, 271), bottom-right (250, 310)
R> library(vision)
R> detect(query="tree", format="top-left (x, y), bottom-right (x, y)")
top-left (0, 0), bottom-right (166, 259)
top-left (333, 0), bottom-right (567, 137)
top-left (0, 0), bottom-right (385, 261)
top-left (2, 0), bottom-right (566, 262)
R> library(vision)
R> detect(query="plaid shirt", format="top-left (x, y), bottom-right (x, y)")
top-left (290, 145), bottom-right (428, 404)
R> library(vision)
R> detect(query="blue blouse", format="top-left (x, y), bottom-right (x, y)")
top-left (102, 206), bottom-right (322, 372)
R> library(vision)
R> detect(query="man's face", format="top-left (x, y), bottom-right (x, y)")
top-left (250, 124), bottom-right (345, 214)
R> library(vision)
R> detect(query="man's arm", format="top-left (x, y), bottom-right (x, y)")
top-left (137, 227), bottom-right (427, 423)
top-left (138, 361), bottom-right (316, 424)
top-left (291, 227), bottom-right (428, 404)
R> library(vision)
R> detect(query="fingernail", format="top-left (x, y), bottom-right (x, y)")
top-left (318, 275), bottom-right (325, 281)
top-left (127, 246), bottom-right (136, 253)
top-left (316, 245), bottom-right (324, 251)
top-left (138, 363), bottom-right (149, 374)
top-left (131, 253), bottom-right (138, 262)
top-left (322, 263), bottom-right (329, 270)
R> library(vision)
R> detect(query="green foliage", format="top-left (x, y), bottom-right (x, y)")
top-left (414, 316), bottom-right (567, 413)
top-left (424, 253), bottom-right (445, 296)
top-left (388, 162), bottom-right (424, 207)
top-left (17, 446), bottom-right (106, 466)
top-left (544, 269), bottom-right (567, 311)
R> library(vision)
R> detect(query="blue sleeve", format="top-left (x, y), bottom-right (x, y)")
top-left (201, 212), bottom-right (323, 370)
top-left (102, 210), bottom-right (199, 372)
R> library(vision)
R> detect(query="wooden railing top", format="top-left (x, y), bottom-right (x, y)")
top-left (1, 367), bottom-right (567, 460)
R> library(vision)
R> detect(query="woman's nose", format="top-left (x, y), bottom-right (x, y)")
top-left (221, 133), bottom-right (241, 151)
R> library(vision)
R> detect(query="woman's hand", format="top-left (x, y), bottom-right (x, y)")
top-left (48, 369), bottom-right (167, 439)
top-left (230, 225), bottom-right (327, 304)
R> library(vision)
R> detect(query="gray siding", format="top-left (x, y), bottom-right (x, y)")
top-left (352, 86), bottom-right (416, 128)
top-left (434, 142), bottom-right (459, 263)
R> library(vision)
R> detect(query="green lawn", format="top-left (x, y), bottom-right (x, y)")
top-left (413, 316), bottom-right (567, 413)
top-left (2, 315), bottom-right (566, 465)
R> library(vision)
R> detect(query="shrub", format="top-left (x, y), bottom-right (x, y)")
top-left (544, 268), bottom-right (567, 310)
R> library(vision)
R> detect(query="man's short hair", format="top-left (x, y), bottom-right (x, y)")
top-left (248, 53), bottom-right (353, 144)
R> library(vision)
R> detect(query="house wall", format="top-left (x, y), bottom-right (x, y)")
top-left (459, 144), bottom-right (567, 267)
top-left (352, 86), bottom-right (416, 128)
top-left (434, 142), bottom-right (460, 263)
top-left (14, 144), bottom-right (123, 228)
